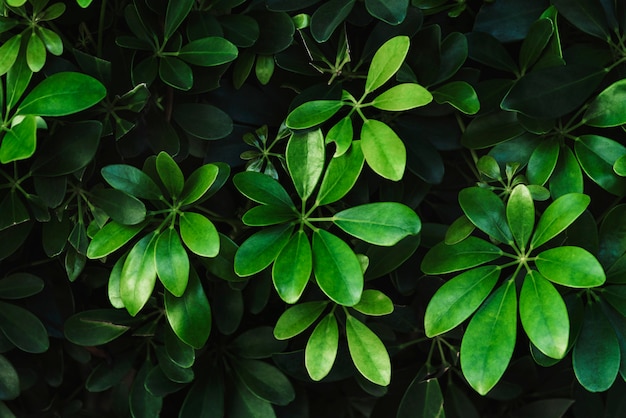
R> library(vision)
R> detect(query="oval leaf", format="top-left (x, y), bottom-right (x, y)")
top-left (535, 246), bottom-right (606, 288)
top-left (64, 309), bottom-right (132, 346)
top-left (179, 212), bottom-right (220, 258)
top-left (346, 315), bottom-right (391, 386)
top-left (459, 187), bottom-right (513, 244)
top-left (361, 119), bottom-right (406, 181)
top-left (273, 230), bottom-right (312, 304)
top-left (285, 100), bottom-right (344, 130)
top-left (234, 224), bottom-right (293, 277)
top-left (120, 233), bottom-right (158, 316)
top-left (372, 83), bottom-right (432, 111)
top-left (506, 184), bottom-right (534, 251)
top-left (274, 301), bottom-right (328, 340)
top-left (156, 151), bottom-right (184, 200)
top-left (421, 237), bottom-right (503, 275)
top-left (286, 129), bottom-right (325, 201)
top-left (233, 171), bottom-right (295, 209)
top-left (0, 301), bottom-right (49, 353)
top-left (305, 314), bottom-right (339, 381)
top-left (432, 81), bottom-right (480, 115)
top-left (155, 229), bottom-right (190, 297)
top-left (584, 79), bottom-right (626, 127)
top-left (352, 289), bottom-right (393, 316)
top-left (316, 140), bottom-right (365, 206)
top-left (531, 193), bottom-right (590, 249)
top-left (180, 164), bottom-right (219, 205)
top-left (365, 35), bottom-right (410, 94)
top-left (101, 164), bottom-right (162, 200)
top-left (87, 221), bottom-right (146, 259)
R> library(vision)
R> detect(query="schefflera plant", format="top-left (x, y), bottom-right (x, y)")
top-left (421, 184), bottom-right (606, 395)
top-left (233, 126), bottom-right (421, 385)
top-left (86, 151), bottom-right (228, 349)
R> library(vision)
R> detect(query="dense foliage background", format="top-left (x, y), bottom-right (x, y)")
top-left (2, 0), bottom-right (626, 416)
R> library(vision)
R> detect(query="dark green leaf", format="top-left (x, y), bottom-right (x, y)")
top-left (233, 358), bottom-right (295, 405)
top-left (286, 129), bottom-right (325, 201)
top-left (165, 0), bottom-right (194, 40)
top-left (165, 269), bottom-right (211, 349)
top-left (0, 273), bottom-right (43, 299)
top-left (285, 100), bottom-right (344, 130)
top-left (472, 0), bottom-right (549, 43)
top-left (461, 111), bottom-right (525, 149)
top-left (365, 36), bottom-right (410, 93)
top-left (159, 56), bottom-right (193, 90)
top-left (432, 81), bottom-right (479, 115)
top-left (274, 301), bottom-right (328, 340)
top-left (346, 315), bottom-right (391, 386)
top-left (397, 377), bottom-right (445, 418)
top-left (130, 362), bottom-right (162, 418)
top-left (519, 18), bottom-right (554, 72)
top-left (507, 184), bottom-right (534, 251)
top-left (164, 323), bottom-right (194, 368)
top-left (0, 354), bottom-right (19, 400)
top-left (333, 202), bottom-right (421, 246)
top-left (0, 301), bottom-right (49, 353)
top-left (535, 246), bottom-right (605, 288)
top-left (273, 230), bottom-right (312, 304)
top-left (156, 229), bottom-right (189, 297)
top-left (316, 141), bottom-right (365, 205)
top-left (573, 302), bottom-right (620, 391)
top-left (17, 72), bottom-right (106, 116)
top-left (234, 224), bottom-right (294, 277)
top-left (173, 103), bottom-right (233, 141)
top-left (64, 309), bottom-right (131, 346)
top-left (86, 355), bottom-right (135, 393)
top-left (575, 134), bottom-right (626, 196)
top-left (101, 164), bottom-right (162, 200)
top-left (466, 32), bottom-right (518, 73)
top-left (242, 205), bottom-right (297, 226)
top-left (552, 0), bottom-right (611, 40)
top-left (365, 0), bottom-right (408, 25)
top-left (179, 212), bottom-right (220, 258)
top-left (461, 280), bottom-right (517, 395)
top-left (421, 237), bottom-right (503, 274)
top-left (0, 192), bottom-right (29, 231)
top-left (90, 188), bottom-right (146, 225)
top-left (250, 10), bottom-right (294, 55)
top-left (424, 265), bottom-right (500, 337)
top-left (519, 271), bottom-right (569, 359)
top-left (234, 171), bottom-right (295, 209)
top-left (459, 187), bottom-right (513, 244)
top-left (531, 193), bottom-right (590, 249)
top-left (361, 119), bottom-right (406, 181)
top-left (179, 371), bottom-right (224, 418)
top-left (305, 314), bottom-right (339, 381)
top-left (310, 0), bottom-right (355, 43)
top-left (229, 327), bottom-right (286, 359)
top-left (219, 15), bottom-right (259, 48)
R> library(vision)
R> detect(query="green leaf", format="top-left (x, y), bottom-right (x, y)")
top-left (0, 354), bottom-right (19, 400)
top-left (531, 193), bottom-right (590, 249)
top-left (0, 35), bottom-right (21, 76)
top-left (0, 273), bottom-right (43, 299)
top-left (108, 255), bottom-right (125, 309)
top-left (365, 0), bottom-right (408, 25)
top-left (179, 212), bottom-right (219, 258)
top-left (372, 83), bottom-right (432, 111)
top-left (17, 72), bottom-right (106, 116)
top-left (164, 0), bottom-right (194, 40)
top-left (326, 116), bottom-right (354, 157)
top-left (466, 32), bottom-right (518, 73)
top-left (164, 322), bottom-right (195, 368)
top-left (535, 246), bottom-right (606, 288)
top-left (365, 35), bottom-right (410, 94)
top-left (459, 187), bottom-right (513, 244)
top-left (6, 53), bottom-right (32, 112)
top-left (460, 280), bottom-right (517, 395)
top-left (519, 18), bottom-right (554, 72)
top-left (527, 139), bottom-right (560, 186)
top-left (286, 129), bottom-right (325, 201)
top-left (445, 215), bottom-right (475, 245)
top-left (233, 359), bottom-right (295, 405)
top-left (550, 146), bottom-right (584, 199)
top-left (584, 79), bottom-right (626, 127)
top-left (130, 362), bottom-right (162, 418)
top-left (156, 151), bottom-right (184, 200)
top-left (165, 269), bottom-right (211, 349)
top-left (101, 164), bottom-right (162, 200)
top-left (155, 228), bottom-right (190, 297)
top-left (421, 237), bottom-right (503, 275)
top-left (273, 230), bottom-right (312, 304)
top-left (432, 81), bottom-right (480, 115)
top-left (461, 111), bottom-right (525, 149)
top-left (352, 289), bottom-right (393, 316)
top-left (251, 10), bottom-right (295, 55)
top-left (424, 265), bottom-right (500, 337)
top-left (573, 302), bottom-right (620, 392)
top-left (274, 301), bottom-right (328, 340)
top-left (575, 134), bottom-right (626, 196)
top-left (305, 313), bottom-right (339, 381)
top-left (310, 0), bottom-right (355, 43)
top-left (180, 164), bottom-right (219, 205)
top-left (235, 224), bottom-right (293, 277)
top-left (0, 192), bottom-right (29, 230)
top-left (64, 309), bottom-right (131, 346)
top-left (361, 119), bottom-right (406, 181)
top-left (219, 15), bottom-right (260, 48)
top-left (255, 54), bottom-right (274, 85)
top-left (397, 377), bottom-right (445, 418)
top-left (37, 27), bottom-right (63, 56)
top-left (0, 115), bottom-right (37, 163)
top-left (519, 271), bottom-right (569, 359)
top-left (89, 188), bottom-right (146, 225)
top-left (173, 103), bottom-right (233, 140)
top-left (26, 32), bottom-right (46, 72)
top-left (316, 141), bottom-right (365, 205)
top-left (501, 65), bottom-right (606, 119)
top-left (312, 229), bottom-right (363, 306)
top-left (229, 326), bottom-right (286, 359)
top-left (120, 233), bottom-right (158, 316)
top-left (242, 205), bottom-right (297, 226)
top-left (233, 171), bottom-right (295, 209)
top-left (333, 202), bottom-right (421, 246)
top-left (159, 56), bottom-right (193, 90)
top-left (346, 315), bottom-right (391, 386)
top-left (0, 301), bottom-right (49, 353)
top-left (285, 100), bottom-right (344, 129)
top-left (506, 184), bottom-right (534, 251)
top-left (552, 0), bottom-right (611, 40)
top-left (87, 221), bottom-right (146, 259)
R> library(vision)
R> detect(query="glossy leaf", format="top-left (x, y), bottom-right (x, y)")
top-left (64, 309), bottom-right (131, 346)
top-left (573, 302), bottom-right (620, 392)
top-left (273, 230), bottom-right (312, 304)
top-left (365, 0), bottom-right (408, 25)
top-left (120, 233), bottom-right (158, 316)
top-left (316, 141), bottom-right (365, 205)
top-left (0, 273), bottom-right (43, 299)
top-left (333, 202), bottom-right (420, 246)
top-left (584, 79), bottom-right (626, 127)
top-left (535, 246), bottom-right (605, 288)
top-left (130, 362), bottom-right (162, 418)
top-left (0, 301), bottom-right (49, 353)
top-left (0, 115), bottom-right (37, 164)
top-left (164, 0), bottom-right (194, 40)
top-left (506, 184), bottom-right (534, 251)
top-left (575, 135), bottom-right (626, 196)
top-left (233, 171), bottom-right (295, 209)
top-left (444, 215), bottom-right (475, 245)
top-left (531, 193), bottom-right (590, 249)
top-left (312, 229), bottom-right (363, 306)
top-left (424, 265), bottom-right (500, 337)
top-left (178, 213), bottom-right (219, 259)
top-left (89, 188), bottom-right (146, 226)
top-left (285, 100), bottom-right (344, 129)
top-left (361, 119), bottom-right (406, 181)
top-left (459, 187), bottom-right (513, 244)
top-left (180, 164), bottom-right (219, 205)
top-left (286, 129), bottom-right (325, 201)
top-left (552, 0), bottom-right (611, 40)
top-left (0, 355), bottom-right (19, 400)
top-left (461, 111), bottom-right (525, 149)
top-left (173, 103), bottom-right (232, 140)
top-left (527, 139), bottom-right (559, 186)
top-left (155, 228), bottom-right (190, 297)
top-left (0, 35), bottom-right (21, 76)
top-left (519, 18), bottom-right (554, 72)
top-left (519, 271), bottom-right (569, 359)
top-left (274, 301), bottom-right (328, 340)
top-left (87, 221), bottom-right (146, 259)
top-left (156, 151), bottom-right (184, 200)
top-left (165, 269), bottom-right (211, 349)
top-left (432, 81), bottom-right (480, 115)
top-left (17, 72), bottom-right (106, 116)
top-left (466, 32), bottom-right (518, 73)
top-left (421, 237), bottom-right (503, 274)
top-left (326, 116), bottom-right (354, 157)
top-left (160, 56), bottom-right (193, 90)
top-left (235, 224), bottom-right (293, 277)
top-left (305, 314), bottom-right (339, 381)
top-left (346, 315), bottom-right (391, 386)
top-left (179, 36), bottom-right (238, 65)
top-left (101, 164), bottom-right (162, 200)
top-left (371, 83), bottom-right (432, 111)
top-left (397, 377), bottom-right (445, 418)
top-left (352, 289), bottom-right (393, 316)
top-left (26, 32), bottom-right (46, 72)
top-left (365, 36), bottom-right (410, 94)
top-left (37, 27), bottom-right (63, 56)
top-left (549, 148), bottom-right (584, 196)
top-left (310, 0), bottom-right (355, 43)
top-left (461, 280), bottom-right (517, 395)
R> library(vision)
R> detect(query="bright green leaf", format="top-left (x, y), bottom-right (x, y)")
top-left (101, 164), bottom-right (162, 200)
top-left (421, 237), bottom-right (503, 275)
top-left (371, 83), bottom-right (432, 111)
top-left (352, 289), bottom-right (393, 316)
top-left (285, 100), bottom-right (344, 130)
top-left (37, 27), bottom-right (63, 56)
top-left (527, 139), bottom-right (560, 186)
top-left (156, 151), bottom-right (184, 200)
top-left (178, 37), bottom-right (238, 66)
top-left (120, 233), bottom-right (158, 316)
top-left (286, 129), bottom-right (325, 201)
top-left (459, 187), bottom-right (513, 244)
top-left (180, 164), bottom-right (219, 205)
top-left (365, 35), bottom-right (410, 94)
top-left (432, 81), bottom-right (480, 115)
top-left (316, 141), bottom-right (365, 205)
top-left (155, 229), bottom-right (190, 297)
top-left (26, 32), bottom-right (46, 72)
top-left (326, 115), bottom-right (353, 157)
top-left (0, 115), bottom-right (37, 164)
top-left (506, 184), bottom-right (534, 251)
top-left (235, 224), bottom-right (293, 277)
top-left (346, 315), bottom-right (391, 386)
top-left (535, 246), bottom-right (606, 288)
top-left (179, 212), bottom-right (219, 258)
top-left (273, 230), bottom-right (312, 304)
top-left (0, 35), bottom-right (21, 76)
top-left (305, 314), bottom-right (339, 381)
top-left (233, 171), bottom-right (295, 209)
top-left (361, 119), bottom-right (406, 181)
top-left (87, 221), bottom-right (146, 259)
top-left (585, 79), bottom-right (626, 127)
top-left (274, 301), bottom-right (328, 340)
top-left (575, 135), bottom-right (626, 196)
top-left (531, 193), bottom-right (590, 249)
